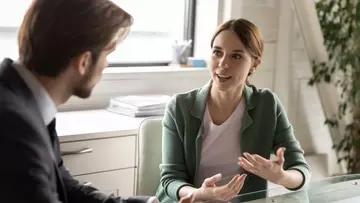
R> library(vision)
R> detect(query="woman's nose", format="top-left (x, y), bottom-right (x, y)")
top-left (219, 56), bottom-right (230, 69)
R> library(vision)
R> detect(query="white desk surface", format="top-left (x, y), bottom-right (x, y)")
top-left (56, 110), bottom-right (146, 142)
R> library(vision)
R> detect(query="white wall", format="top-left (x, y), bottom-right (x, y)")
top-left (193, 0), bottom-right (220, 60)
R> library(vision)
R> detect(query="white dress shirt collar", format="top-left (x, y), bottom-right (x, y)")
top-left (12, 60), bottom-right (57, 126)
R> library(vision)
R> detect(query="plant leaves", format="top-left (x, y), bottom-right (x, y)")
top-left (356, 2), bottom-right (360, 23)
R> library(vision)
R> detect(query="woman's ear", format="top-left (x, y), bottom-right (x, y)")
top-left (251, 57), bottom-right (261, 73)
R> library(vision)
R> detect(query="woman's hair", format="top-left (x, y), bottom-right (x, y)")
top-left (210, 18), bottom-right (264, 85)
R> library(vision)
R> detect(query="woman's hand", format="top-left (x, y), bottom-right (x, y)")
top-left (194, 173), bottom-right (247, 201)
top-left (238, 147), bottom-right (286, 184)
top-left (179, 193), bottom-right (195, 203)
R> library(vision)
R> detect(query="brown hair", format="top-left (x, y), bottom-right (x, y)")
top-left (210, 18), bottom-right (264, 85)
top-left (18, 0), bottom-right (133, 77)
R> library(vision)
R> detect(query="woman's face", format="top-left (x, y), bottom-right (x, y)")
top-left (210, 30), bottom-right (258, 92)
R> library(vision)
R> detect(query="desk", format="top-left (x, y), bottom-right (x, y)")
top-left (56, 109), bottom-right (145, 142)
top-left (55, 109), bottom-right (335, 199)
top-left (209, 174), bottom-right (360, 203)
top-left (56, 109), bottom-right (148, 196)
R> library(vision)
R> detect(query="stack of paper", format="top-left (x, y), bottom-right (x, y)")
top-left (107, 95), bottom-right (171, 117)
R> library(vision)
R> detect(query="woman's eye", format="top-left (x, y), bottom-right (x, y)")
top-left (232, 53), bottom-right (242, 59)
top-left (212, 50), bottom-right (222, 56)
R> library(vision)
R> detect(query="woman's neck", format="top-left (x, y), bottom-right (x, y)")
top-left (209, 84), bottom-right (244, 108)
top-left (207, 84), bottom-right (244, 125)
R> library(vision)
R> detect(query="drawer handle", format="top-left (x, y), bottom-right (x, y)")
top-left (61, 148), bottom-right (93, 156)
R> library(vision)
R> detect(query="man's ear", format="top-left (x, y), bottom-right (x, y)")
top-left (71, 51), bottom-right (92, 75)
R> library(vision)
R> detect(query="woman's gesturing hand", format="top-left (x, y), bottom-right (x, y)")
top-left (238, 147), bottom-right (286, 184)
top-left (194, 173), bottom-right (247, 201)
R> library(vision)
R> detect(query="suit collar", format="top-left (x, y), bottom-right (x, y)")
top-left (0, 58), bottom-right (57, 126)
top-left (12, 60), bottom-right (57, 126)
top-left (0, 58), bottom-right (57, 157)
top-left (0, 58), bottom-right (35, 103)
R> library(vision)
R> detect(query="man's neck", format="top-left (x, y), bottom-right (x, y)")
top-left (12, 61), bottom-right (59, 125)
top-left (34, 73), bottom-right (72, 106)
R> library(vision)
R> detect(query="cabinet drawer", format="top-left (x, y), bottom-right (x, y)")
top-left (61, 136), bottom-right (135, 175)
top-left (74, 168), bottom-right (135, 196)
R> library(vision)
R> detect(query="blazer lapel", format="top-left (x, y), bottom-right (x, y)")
top-left (240, 85), bottom-right (257, 155)
top-left (241, 85), bottom-right (256, 134)
top-left (189, 80), bottom-right (212, 180)
top-left (0, 58), bottom-right (57, 162)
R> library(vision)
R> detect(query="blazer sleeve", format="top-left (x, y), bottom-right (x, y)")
top-left (59, 162), bottom-right (118, 203)
top-left (159, 96), bottom-right (193, 202)
top-left (0, 109), bottom-right (62, 203)
top-left (272, 93), bottom-right (311, 190)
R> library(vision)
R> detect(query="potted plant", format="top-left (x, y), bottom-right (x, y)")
top-left (309, 0), bottom-right (360, 173)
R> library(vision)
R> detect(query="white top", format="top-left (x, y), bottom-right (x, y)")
top-left (195, 98), bottom-right (245, 187)
top-left (12, 60), bottom-right (57, 126)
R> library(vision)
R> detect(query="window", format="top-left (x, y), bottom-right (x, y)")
top-left (0, 0), bottom-right (29, 61)
top-left (110, 0), bottom-right (187, 66)
top-left (0, 0), bottom-right (195, 66)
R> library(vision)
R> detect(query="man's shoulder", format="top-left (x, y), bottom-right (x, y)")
top-left (0, 84), bottom-right (25, 113)
top-left (0, 97), bottom-right (29, 128)
top-left (0, 84), bottom-right (40, 132)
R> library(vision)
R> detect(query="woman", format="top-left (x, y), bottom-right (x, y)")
top-left (156, 18), bottom-right (311, 203)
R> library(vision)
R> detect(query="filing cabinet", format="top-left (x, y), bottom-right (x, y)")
top-left (60, 134), bottom-right (137, 196)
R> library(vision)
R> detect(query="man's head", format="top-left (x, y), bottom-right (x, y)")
top-left (18, 0), bottom-right (133, 99)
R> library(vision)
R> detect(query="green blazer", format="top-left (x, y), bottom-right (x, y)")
top-left (156, 81), bottom-right (311, 203)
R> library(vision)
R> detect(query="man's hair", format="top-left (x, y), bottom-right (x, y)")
top-left (18, 0), bottom-right (133, 77)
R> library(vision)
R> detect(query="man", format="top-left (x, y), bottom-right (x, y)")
top-left (0, 0), bottom-right (154, 202)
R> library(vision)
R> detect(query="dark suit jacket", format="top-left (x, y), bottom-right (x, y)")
top-left (0, 58), bottom-right (149, 203)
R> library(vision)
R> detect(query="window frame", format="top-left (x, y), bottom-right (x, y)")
top-left (108, 0), bottom-right (197, 67)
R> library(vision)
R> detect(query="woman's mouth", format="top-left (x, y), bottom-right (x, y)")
top-left (216, 74), bottom-right (231, 82)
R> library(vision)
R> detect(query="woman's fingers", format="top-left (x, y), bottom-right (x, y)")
top-left (202, 173), bottom-right (222, 187)
top-left (226, 174), bottom-right (241, 189)
top-left (235, 174), bottom-right (247, 193)
top-left (253, 154), bottom-right (271, 168)
top-left (238, 157), bottom-right (258, 174)
top-left (225, 174), bottom-right (247, 201)
top-left (216, 174), bottom-right (247, 201)
top-left (243, 153), bottom-right (261, 168)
